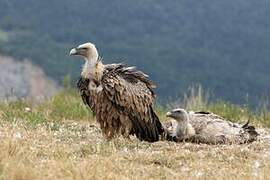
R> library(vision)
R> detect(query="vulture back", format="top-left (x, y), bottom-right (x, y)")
top-left (188, 112), bottom-right (258, 144)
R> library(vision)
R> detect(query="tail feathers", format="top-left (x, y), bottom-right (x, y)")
top-left (244, 125), bottom-right (259, 136)
top-left (129, 107), bottom-right (163, 142)
top-left (242, 118), bottom-right (250, 129)
top-left (142, 107), bottom-right (163, 142)
top-left (241, 119), bottom-right (259, 142)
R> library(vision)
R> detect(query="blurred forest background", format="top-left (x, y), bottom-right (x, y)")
top-left (0, 0), bottom-right (269, 105)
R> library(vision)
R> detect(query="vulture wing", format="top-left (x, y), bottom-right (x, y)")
top-left (77, 77), bottom-right (92, 108)
top-left (188, 111), bottom-right (258, 144)
top-left (101, 64), bottom-right (163, 142)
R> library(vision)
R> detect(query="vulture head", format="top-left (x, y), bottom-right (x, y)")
top-left (70, 42), bottom-right (104, 80)
top-left (166, 108), bottom-right (189, 123)
top-left (70, 42), bottom-right (99, 62)
top-left (165, 108), bottom-right (195, 141)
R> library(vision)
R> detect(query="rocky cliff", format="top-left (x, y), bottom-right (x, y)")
top-left (0, 56), bottom-right (58, 101)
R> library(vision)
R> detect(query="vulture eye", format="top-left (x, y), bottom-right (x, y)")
top-left (174, 109), bottom-right (183, 113)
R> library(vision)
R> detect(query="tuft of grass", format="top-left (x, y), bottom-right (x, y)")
top-left (183, 84), bottom-right (209, 111)
top-left (0, 101), bottom-right (47, 126)
top-left (42, 90), bottom-right (93, 121)
top-left (207, 101), bottom-right (250, 123)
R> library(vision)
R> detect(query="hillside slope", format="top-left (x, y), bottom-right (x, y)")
top-left (0, 55), bottom-right (58, 101)
top-left (0, 0), bottom-right (269, 104)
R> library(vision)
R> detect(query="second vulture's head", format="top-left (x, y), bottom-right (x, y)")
top-left (166, 108), bottom-right (189, 122)
top-left (69, 42), bottom-right (99, 61)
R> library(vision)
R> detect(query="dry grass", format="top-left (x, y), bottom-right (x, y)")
top-left (0, 119), bottom-right (270, 180)
top-left (0, 89), bottom-right (270, 180)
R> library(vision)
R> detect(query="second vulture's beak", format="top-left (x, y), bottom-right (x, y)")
top-left (166, 111), bottom-right (173, 118)
top-left (69, 48), bottom-right (77, 56)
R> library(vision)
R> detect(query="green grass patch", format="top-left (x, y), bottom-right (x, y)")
top-left (208, 101), bottom-right (250, 123)
top-left (43, 90), bottom-right (93, 121)
top-left (181, 85), bottom-right (270, 126)
top-left (0, 101), bottom-right (47, 126)
top-left (0, 86), bottom-right (270, 127)
top-left (0, 90), bottom-right (94, 126)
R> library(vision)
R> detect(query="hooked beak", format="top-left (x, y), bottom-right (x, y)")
top-left (166, 111), bottom-right (173, 117)
top-left (69, 48), bottom-right (77, 56)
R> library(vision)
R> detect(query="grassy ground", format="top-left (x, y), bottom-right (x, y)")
top-left (0, 89), bottom-right (270, 180)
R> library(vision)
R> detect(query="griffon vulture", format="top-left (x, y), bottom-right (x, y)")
top-left (164, 108), bottom-right (258, 144)
top-left (70, 42), bottom-right (163, 142)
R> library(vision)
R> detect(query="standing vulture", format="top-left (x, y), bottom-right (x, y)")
top-left (70, 42), bottom-right (163, 142)
top-left (164, 108), bottom-right (258, 144)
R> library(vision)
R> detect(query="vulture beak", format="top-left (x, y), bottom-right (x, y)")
top-left (69, 48), bottom-right (77, 56)
top-left (166, 111), bottom-right (173, 118)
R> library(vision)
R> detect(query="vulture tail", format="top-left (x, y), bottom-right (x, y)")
top-left (241, 118), bottom-right (259, 142)
top-left (150, 106), bottom-right (164, 136)
top-left (129, 107), bottom-right (163, 142)
top-left (241, 118), bottom-right (250, 128)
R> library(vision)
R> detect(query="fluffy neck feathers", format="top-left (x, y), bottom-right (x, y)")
top-left (175, 113), bottom-right (189, 137)
top-left (81, 57), bottom-right (104, 82)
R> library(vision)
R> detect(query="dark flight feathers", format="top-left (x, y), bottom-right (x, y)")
top-left (77, 63), bottom-right (163, 142)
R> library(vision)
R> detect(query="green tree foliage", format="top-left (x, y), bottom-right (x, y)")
top-left (0, 0), bottom-right (269, 105)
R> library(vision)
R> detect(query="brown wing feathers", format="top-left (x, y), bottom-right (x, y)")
top-left (77, 77), bottom-right (92, 108)
top-left (77, 63), bottom-right (163, 142)
top-left (102, 64), bottom-right (163, 141)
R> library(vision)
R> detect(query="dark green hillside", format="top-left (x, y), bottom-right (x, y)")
top-left (0, 0), bottom-right (270, 104)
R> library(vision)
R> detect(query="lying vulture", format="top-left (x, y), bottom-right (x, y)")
top-left (70, 42), bottom-right (163, 142)
top-left (163, 108), bottom-right (258, 144)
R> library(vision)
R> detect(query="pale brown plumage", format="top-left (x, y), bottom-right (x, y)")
top-left (164, 108), bottom-right (258, 144)
top-left (71, 42), bottom-right (163, 142)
